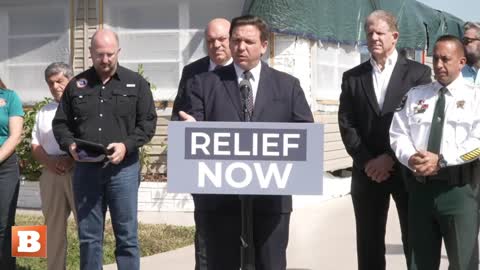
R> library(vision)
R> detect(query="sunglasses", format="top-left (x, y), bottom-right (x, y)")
top-left (463, 37), bottom-right (480, 44)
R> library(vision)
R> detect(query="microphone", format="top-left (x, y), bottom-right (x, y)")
top-left (238, 78), bottom-right (254, 270)
top-left (239, 81), bottom-right (251, 122)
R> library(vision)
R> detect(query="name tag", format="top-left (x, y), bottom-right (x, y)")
top-left (126, 84), bottom-right (136, 87)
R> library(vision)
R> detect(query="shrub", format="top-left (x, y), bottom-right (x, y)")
top-left (137, 63), bottom-right (158, 174)
top-left (17, 98), bottom-right (52, 180)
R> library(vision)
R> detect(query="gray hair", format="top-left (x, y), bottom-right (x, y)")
top-left (365, 10), bottom-right (399, 33)
top-left (464, 21), bottom-right (480, 38)
top-left (44, 62), bottom-right (73, 82)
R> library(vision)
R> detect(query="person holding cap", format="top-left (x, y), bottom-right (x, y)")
top-left (52, 29), bottom-right (157, 270)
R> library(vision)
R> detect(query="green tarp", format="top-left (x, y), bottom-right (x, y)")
top-left (243, 0), bottom-right (464, 53)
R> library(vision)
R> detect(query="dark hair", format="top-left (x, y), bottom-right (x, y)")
top-left (0, 79), bottom-right (6, 89)
top-left (230, 15), bottom-right (269, 42)
top-left (435, 35), bottom-right (466, 57)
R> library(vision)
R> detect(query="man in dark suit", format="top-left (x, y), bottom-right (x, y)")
top-left (171, 18), bottom-right (232, 121)
top-left (170, 18), bottom-right (232, 270)
top-left (338, 10), bottom-right (431, 270)
top-left (180, 15), bottom-right (313, 270)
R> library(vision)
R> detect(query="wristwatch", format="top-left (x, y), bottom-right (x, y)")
top-left (437, 154), bottom-right (447, 169)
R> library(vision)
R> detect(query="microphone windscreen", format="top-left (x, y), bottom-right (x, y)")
top-left (239, 81), bottom-right (250, 100)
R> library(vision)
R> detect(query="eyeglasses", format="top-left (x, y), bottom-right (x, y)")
top-left (463, 37), bottom-right (480, 44)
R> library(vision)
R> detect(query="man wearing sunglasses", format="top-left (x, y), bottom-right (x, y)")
top-left (462, 22), bottom-right (480, 86)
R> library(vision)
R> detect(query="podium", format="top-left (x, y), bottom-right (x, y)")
top-left (167, 121), bottom-right (324, 269)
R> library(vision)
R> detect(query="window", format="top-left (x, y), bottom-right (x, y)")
top-left (0, 0), bottom-right (70, 104)
top-left (103, 0), bottom-right (243, 100)
top-left (312, 41), bottom-right (361, 101)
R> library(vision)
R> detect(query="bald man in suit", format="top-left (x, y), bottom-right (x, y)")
top-left (171, 18), bottom-right (232, 121)
top-left (171, 18), bottom-right (232, 270)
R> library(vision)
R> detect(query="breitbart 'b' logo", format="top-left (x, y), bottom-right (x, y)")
top-left (12, 225), bottom-right (47, 258)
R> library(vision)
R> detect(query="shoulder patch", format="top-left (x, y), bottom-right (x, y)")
top-left (460, 148), bottom-right (480, 162)
top-left (395, 95), bottom-right (408, 112)
top-left (76, 78), bottom-right (88, 88)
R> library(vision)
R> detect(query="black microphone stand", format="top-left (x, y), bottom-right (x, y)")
top-left (239, 85), bottom-right (255, 270)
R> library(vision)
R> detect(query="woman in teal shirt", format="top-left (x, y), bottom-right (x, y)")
top-left (0, 79), bottom-right (24, 269)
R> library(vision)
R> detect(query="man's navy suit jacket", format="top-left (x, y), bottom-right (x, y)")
top-left (171, 56), bottom-right (210, 121)
top-left (186, 62), bottom-right (314, 213)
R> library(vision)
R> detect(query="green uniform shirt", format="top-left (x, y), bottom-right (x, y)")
top-left (0, 89), bottom-right (24, 146)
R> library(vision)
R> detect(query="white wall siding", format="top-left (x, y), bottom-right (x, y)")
top-left (270, 34), bottom-right (315, 109)
top-left (0, 0), bottom-right (70, 104)
top-left (103, 0), bottom-right (244, 101)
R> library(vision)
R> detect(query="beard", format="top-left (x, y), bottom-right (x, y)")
top-left (466, 51), bottom-right (480, 66)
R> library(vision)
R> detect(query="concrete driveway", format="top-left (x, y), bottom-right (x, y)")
top-left (105, 195), bottom-right (466, 270)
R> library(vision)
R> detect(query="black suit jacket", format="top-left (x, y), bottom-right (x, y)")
top-left (171, 56), bottom-right (210, 121)
top-left (339, 56), bottom-right (432, 194)
top-left (171, 56), bottom-right (211, 215)
top-left (186, 62), bottom-right (313, 213)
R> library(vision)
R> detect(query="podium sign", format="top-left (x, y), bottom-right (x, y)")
top-left (167, 121), bottom-right (323, 195)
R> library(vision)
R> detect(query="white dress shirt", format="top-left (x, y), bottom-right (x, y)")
top-left (370, 50), bottom-right (398, 110)
top-left (31, 101), bottom-right (67, 156)
top-left (390, 75), bottom-right (480, 168)
top-left (233, 61), bottom-right (262, 104)
top-left (209, 58), bottom-right (233, 71)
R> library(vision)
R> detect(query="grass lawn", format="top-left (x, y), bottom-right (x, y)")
top-left (15, 214), bottom-right (195, 270)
